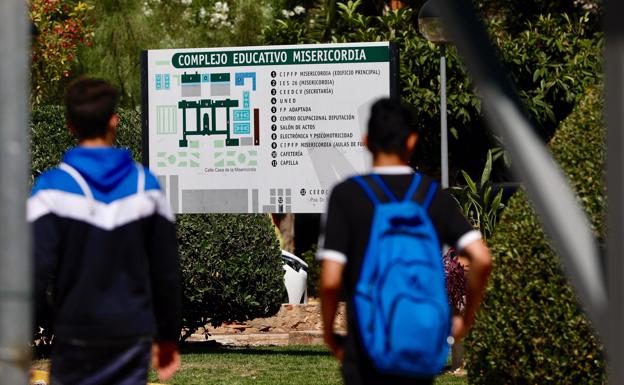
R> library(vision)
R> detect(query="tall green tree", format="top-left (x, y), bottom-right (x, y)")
top-left (76, 0), bottom-right (148, 107)
top-left (76, 0), bottom-right (277, 107)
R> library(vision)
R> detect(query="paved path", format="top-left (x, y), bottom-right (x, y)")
top-left (188, 330), bottom-right (326, 346)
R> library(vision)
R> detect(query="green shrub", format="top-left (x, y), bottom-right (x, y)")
top-left (301, 245), bottom-right (320, 298)
top-left (177, 214), bottom-right (282, 336)
top-left (30, 105), bottom-right (283, 337)
top-left (30, 106), bottom-right (142, 182)
top-left (464, 85), bottom-right (605, 384)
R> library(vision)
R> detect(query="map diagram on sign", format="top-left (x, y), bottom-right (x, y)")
top-left (155, 70), bottom-right (259, 170)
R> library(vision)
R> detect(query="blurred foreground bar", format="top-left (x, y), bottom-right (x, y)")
top-left (0, 1), bottom-right (32, 385)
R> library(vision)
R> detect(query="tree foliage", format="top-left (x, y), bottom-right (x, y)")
top-left (263, 0), bottom-right (603, 182)
top-left (30, 0), bottom-right (94, 105)
top-left (76, 0), bottom-right (276, 107)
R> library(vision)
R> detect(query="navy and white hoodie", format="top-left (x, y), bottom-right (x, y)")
top-left (28, 147), bottom-right (181, 343)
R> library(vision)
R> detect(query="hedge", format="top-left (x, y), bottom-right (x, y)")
top-left (177, 214), bottom-right (282, 334)
top-left (31, 106), bottom-right (283, 336)
top-left (464, 85), bottom-right (605, 384)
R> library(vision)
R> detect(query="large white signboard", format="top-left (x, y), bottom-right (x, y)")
top-left (142, 42), bottom-right (397, 213)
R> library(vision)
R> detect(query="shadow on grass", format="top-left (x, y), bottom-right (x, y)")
top-left (181, 341), bottom-right (332, 357)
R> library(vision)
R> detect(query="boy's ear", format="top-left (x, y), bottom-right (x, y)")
top-left (363, 135), bottom-right (370, 151)
top-left (406, 133), bottom-right (418, 152)
top-left (109, 113), bottom-right (120, 129)
top-left (107, 113), bottom-right (120, 138)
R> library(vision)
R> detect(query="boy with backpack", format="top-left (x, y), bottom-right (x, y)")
top-left (28, 78), bottom-right (181, 384)
top-left (318, 98), bottom-right (492, 384)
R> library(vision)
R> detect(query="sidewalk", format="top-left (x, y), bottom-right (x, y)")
top-left (187, 302), bottom-right (346, 347)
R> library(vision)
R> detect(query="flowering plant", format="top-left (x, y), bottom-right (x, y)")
top-left (30, 0), bottom-right (94, 104)
top-left (443, 248), bottom-right (466, 314)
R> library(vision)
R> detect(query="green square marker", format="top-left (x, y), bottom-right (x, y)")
top-left (211, 73), bottom-right (230, 82)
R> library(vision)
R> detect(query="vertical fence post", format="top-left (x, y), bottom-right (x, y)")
top-left (0, 1), bottom-right (32, 385)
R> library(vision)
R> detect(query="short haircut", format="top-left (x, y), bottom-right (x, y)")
top-left (65, 78), bottom-right (119, 140)
top-left (367, 98), bottom-right (417, 155)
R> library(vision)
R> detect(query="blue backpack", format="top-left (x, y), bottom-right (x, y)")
top-left (352, 173), bottom-right (451, 377)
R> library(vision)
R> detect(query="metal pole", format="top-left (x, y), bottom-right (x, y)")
top-left (440, 44), bottom-right (449, 188)
top-left (606, 0), bottom-right (624, 381)
top-left (0, 1), bottom-right (32, 385)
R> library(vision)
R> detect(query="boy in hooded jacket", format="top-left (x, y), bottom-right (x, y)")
top-left (28, 78), bottom-right (181, 385)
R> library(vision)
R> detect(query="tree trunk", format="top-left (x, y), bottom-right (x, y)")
top-left (279, 214), bottom-right (296, 253)
top-left (389, 0), bottom-right (408, 10)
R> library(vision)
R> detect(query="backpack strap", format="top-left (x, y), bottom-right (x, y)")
top-left (370, 174), bottom-right (398, 202)
top-left (353, 175), bottom-right (380, 204)
top-left (353, 174), bottom-right (399, 205)
top-left (405, 174), bottom-right (439, 210)
top-left (402, 173), bottom-right (423, 202)
top-left (422, 181), bottom-right (438, 210)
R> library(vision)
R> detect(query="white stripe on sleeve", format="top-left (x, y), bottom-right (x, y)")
top-left (456, 230), bottom-right (483, 251)
top-left (316, 249), bottom-right (347, 264)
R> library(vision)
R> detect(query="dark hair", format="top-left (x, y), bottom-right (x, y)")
top-left (367, 98), bottom-right (417, 155)
top-left (65, 78), bottom-right (119, 140)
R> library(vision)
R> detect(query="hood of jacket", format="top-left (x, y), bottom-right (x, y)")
top-left (62, 146), bottom-right (135, 193)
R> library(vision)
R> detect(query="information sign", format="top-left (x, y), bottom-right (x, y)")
top-left (142, 42), bottom-right (398, 213)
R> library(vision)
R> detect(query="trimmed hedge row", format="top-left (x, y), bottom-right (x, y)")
top-left (464, 85), bottom-right (605, 384)
top-left (31, 106), bottom-right (283, 336)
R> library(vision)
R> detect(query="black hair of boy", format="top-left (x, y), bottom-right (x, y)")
top-left (367, 98), bottom-right (417, 156)
top-left (65, 78), bottom-right (119, 140)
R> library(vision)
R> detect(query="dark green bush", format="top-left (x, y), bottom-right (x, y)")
top-left (464, 85), bottom-right (605, 384)
top-left (30, 105), bottom-right (283, 337)
top-left (30, 106), bottom-right (141, 181)
top-left (177, 214), bottom-right (282, 335)
top-left (301, 245), bottom-right (320, 298)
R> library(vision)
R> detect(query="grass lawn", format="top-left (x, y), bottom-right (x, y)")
top-left (144, 345), bottom-right (467, 385)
